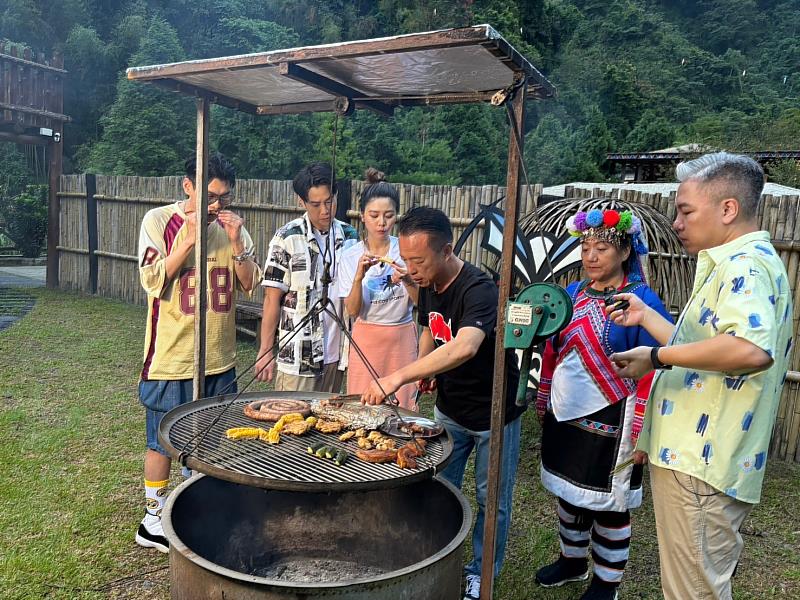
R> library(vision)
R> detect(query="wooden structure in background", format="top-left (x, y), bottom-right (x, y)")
top-left (0, 42), bottom-right (69, 287)
top-left (56, 174), bottom-right (800, 465)
top-left (607, 147), bottom-right (800, 183)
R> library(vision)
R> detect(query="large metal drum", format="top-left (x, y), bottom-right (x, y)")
top-left (163, 474), bottom-right (471, 599)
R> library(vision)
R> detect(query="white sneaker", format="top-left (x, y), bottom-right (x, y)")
top-left (135, 514), bottom-right (169, 553)
top-left (463, 574), bottom-right (481, 600)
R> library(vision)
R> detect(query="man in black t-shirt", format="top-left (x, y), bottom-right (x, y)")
top-left (362, 207), bottom-right (523, 600)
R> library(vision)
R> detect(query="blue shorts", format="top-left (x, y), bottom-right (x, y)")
top-left (139, 369), bottom-right (237, 456)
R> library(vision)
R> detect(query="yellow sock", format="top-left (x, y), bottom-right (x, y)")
top-left (144, 478), bottom-right (169, 517)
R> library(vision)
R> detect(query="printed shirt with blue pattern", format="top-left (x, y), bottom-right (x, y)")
top-left (637, 231), bottom-right (794, 503)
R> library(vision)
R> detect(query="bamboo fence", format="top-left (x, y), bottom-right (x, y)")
top-left (56, 175), bottom-right (800, 463)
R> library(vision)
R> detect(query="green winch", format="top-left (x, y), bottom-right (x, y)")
top-left (504, 282), bottom-right (573, 406)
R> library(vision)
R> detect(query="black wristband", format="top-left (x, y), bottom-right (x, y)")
top-left (650, 346), bottom-right (672, 370)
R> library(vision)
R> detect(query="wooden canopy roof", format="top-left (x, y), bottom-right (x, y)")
top-left (126, 25), bottom-right (555, 116)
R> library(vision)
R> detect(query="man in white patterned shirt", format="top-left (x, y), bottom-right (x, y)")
top-left (255, 162), bottom-right (358, 392)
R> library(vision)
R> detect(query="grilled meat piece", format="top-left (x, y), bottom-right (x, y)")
top-left (395, 439), bottom-right (427, 469)
top-left (355, 448), bottom-right (398, 463)
top-left (396, 447), bottom-right (418, 469)
top-left (314, 419), bottom-right (344, 434)
top-left (399, 422), bottom-right (439, 436)
top-left (281, 420), bottom-right (313, 436)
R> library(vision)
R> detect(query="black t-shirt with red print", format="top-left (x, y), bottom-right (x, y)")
top-left (418, 261), bottom-right (523, 431)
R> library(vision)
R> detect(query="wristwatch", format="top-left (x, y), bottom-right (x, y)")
top-left (650, 346), bottom-right (672, 370)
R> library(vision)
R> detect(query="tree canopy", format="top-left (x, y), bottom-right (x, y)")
top-left (1, 0), bottom-right (798, 186)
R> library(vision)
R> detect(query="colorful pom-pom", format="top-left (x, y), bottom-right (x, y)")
top-left (565, 215), bottom-right (576, 231)
top-left (603, 210), bottom-right (620, 227)
top-left (617, 211), bottom-right (633, 232)
top-left (628, 215), bottom-right (642, 234)
top-left (573, 212), bottom-right (588, 231)
top-left (586, 209), bottom-right (604, 228)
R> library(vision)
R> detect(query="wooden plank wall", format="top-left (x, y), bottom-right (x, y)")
top-left (0, 43), bottom-right (65, 129)
top-left (57, 175), bottom-right (88, 293)
top-left (56, 175), bottom-right (800, 462)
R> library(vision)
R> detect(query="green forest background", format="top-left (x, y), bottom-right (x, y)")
top-left (1, 0), bottom-right (799, 190)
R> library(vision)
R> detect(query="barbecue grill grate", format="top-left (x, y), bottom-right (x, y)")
top-left (159, 392), bottom-right (452, 492)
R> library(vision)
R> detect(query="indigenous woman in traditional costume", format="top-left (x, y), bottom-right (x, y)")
top-left (534, 208), bottom-right (672, 600)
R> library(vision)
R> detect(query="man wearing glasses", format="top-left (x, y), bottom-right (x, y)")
top-left (135, 153), bottom-right (260, 553)
top-left (256, 162), bottom-right (358, 392)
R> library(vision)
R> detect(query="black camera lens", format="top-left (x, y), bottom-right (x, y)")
top-left (602, 287), bottom-right (629, 311)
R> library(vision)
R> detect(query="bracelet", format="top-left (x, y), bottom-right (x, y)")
top-left (233, 249), bottom-right (254, 263)
top-left (650, 346), bottom-right (672, 370)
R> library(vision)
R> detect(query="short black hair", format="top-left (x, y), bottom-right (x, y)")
top-left (184, 152), bottom-right (236, 188)
top-left (396, 206), bottom-right (452, 251)
top-left (293, 162), bottom-right (337, 202)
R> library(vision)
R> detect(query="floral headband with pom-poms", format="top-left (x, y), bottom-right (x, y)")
top-left (565, 209), bottom-right (645, 253)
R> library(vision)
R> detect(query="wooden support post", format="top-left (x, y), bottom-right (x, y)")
top-left (86, 173), bottom-right (98, 294)
top-left (193, 98), bottom-right (210, 402)
top-left (480, 80), bottom-right (527, 600)
top-left (46, 126), bottom-right (63, 288)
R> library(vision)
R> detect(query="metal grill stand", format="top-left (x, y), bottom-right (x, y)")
top-left (159, 392), bottom-right (452, 492)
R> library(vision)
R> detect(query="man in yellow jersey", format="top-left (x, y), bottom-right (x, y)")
top-left (134, 153), bottom-right (260, 552)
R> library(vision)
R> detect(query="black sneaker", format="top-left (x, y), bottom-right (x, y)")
top-left (579, 577), bottom-right (619, 600)
top-left (135, 516), bottom-right (169, 553)
top-left (535, 555), bottom-right (589, 587)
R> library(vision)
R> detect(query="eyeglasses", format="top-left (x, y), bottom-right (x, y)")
top-left (207, 192), bottom-right (234, 207)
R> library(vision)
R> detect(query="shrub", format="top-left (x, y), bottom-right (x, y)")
top-left (0, 184), bottom-right (48, 258)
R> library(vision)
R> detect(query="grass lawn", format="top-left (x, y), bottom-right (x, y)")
top-left (1, 288), bottom-right (798, 599)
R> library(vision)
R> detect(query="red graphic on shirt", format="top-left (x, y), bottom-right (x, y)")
top-left (429, 312), bottom-right (453, 344)
top-left (141, 247), bottom-right (159, 267)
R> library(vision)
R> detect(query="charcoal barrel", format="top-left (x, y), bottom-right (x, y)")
top-left (163, 474), bottom-right (471, 599)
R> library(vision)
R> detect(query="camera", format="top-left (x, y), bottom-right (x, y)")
top-left (602, 286), bottom-right (630, 312)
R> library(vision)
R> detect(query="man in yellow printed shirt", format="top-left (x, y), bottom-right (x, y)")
top-left (135, 153), bottom-right (260, 553)
top-left (607, 152), bottom-right (793, 600)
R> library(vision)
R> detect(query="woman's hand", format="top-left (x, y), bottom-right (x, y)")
top-left (391, 262), bottom-right (415, 287)
top-left (605, 292), bottom-right (649, 327)
top-left (355, 252), bottom-right (376, 282)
